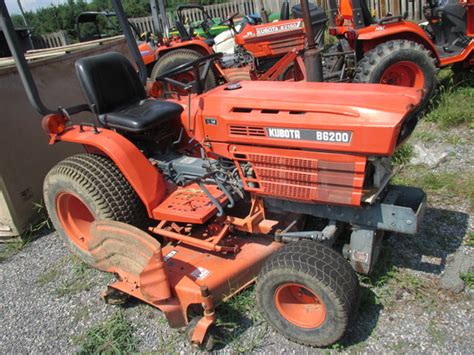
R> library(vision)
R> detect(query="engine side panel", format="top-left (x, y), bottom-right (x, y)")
top-left (234, 20), bottom-right (305, 57)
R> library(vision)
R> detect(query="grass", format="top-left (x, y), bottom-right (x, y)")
top-left (36, 264), bottom-right (63, 286)
top-left (358, 246), bottom-right (434, 310)
top-left (392, 166), bottom-right (474, 208)
top-left (392, 143), bottom-right (414, 166)
top-left (465, 232), bottom-right (474, 247)
top-left (427, 320), bottom-right (445, 346)
top-left (413, 130), bottom-right (438, 143)
top-left (54, 257), bottom-right (95, 297)
top-left (76, 310), bottom-right (138, 355)
top-left (213, 286), bottom-right (268, 351)
top-left (460, 271), bottom-right (474, 289)
top-left (0, 201), bottom-right (52, 263)
top-left (425, 69), bottom-right (474, 128)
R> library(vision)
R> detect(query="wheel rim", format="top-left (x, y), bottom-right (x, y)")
top-left (379, 61), bottom-right (425, 89)
top-left (56, 192), bottom-right (95, 251)
top-left (274, 283), bottom-right (326, 328)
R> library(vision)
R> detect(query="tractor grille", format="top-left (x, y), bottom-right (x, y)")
top-left (229, 125), bottom-right (266, 137)
top-left (233, 149), bottom-right (366, 206)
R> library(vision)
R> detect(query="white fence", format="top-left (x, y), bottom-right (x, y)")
top-left (133, 0), bottom-right (424, 36)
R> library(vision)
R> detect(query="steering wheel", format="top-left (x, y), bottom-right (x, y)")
top-left (219, 12), bottom-right (240, 27)
top-left (200, 17), bottom-right (214, 36)
top-left (155, 53), bottom-right (223, 95)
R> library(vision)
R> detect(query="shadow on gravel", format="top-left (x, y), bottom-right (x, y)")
top-left (338, 285), bottom-right (382, 348)
top-left (389, 207), bottom-right (469, 275)
top-left (329, 207), bottom-right (469, 349)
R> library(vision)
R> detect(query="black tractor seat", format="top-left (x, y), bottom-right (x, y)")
top-left (75, 52), bottom-right (183, 133)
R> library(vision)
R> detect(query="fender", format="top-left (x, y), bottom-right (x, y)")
top-left (139, 42), bottom-right (156, 66)
top-left (356, 21), bottom-right (440, 62)
top-left (52, 125), bottom-right (166, 216)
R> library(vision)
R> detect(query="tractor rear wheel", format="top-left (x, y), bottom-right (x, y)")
top-left (150, 49), bottom-right (218, 95)
top-left (256, 240), bottom-right (359, 347)
top-left (354, 40), bottom-right (437, 107)
top-left (43, 154), bottom-right (148, 266)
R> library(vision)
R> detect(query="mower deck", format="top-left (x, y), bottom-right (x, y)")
top-left (90, 220), bottom-right (282, 344)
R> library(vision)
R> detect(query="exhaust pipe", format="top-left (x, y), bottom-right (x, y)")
top-left (300, 0), bottom-right (323, 82)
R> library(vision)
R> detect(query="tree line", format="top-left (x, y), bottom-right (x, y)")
top-left (12, 0), bottom-right (223, 39)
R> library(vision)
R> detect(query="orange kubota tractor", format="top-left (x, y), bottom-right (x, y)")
top-left (1, 0), bottom-right (427, 349)
top-left (141, 2), bottom-right (331, 85)
top-left (327, 0), bottom-right (474, 102)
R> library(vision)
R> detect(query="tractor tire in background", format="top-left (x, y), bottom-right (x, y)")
top-left (256, 240), bottom-right (359, 347)
top-left (43, 154), bottom-right (148, 266)
top-left (150, 49), bottom-right (218, 95)
top-left (354, 40), bottom-right (437, 107)
top-left (223, 67), bottom-right (252, 82)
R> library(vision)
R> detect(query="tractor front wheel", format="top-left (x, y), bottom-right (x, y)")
top-left (43, 154), bottom-right (148, 266)
top-left (151, 49), bottom-right (218, 96)
top-left (354, 40), bottom-right (437, 107)
top-left (256, 240), bottom-right (359, 347)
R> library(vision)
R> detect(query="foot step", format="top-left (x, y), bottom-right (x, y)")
top-left (153, 183), bottom-right (228, 224)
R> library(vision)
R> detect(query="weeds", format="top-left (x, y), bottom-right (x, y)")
top-left (36, 265), bottom-right (62, 286)
top-left (0, 240), bottom-right (25, 263)
top-left (393, 167), bottom-right (473, 208)
top-left (460, 271), bottom-right (474, 289)
top-left (413, 130), bottom-right (437, 143)
top-left (214, 286), bottom-right (266, 351)
top-left (76, 310), bottom-right (138, 354)
top-left (464, 231), bottom-right (474, 247)
top-left (427, 320), bottom-right (445, 345)
top-left (54, 256), bottom-right (95, 297)
top-left (0, 200), bottom-right (52, 263)
top-left (392, 143), bottom-right (414, 166)
top-left (426, 69), bottom-right (474, 127)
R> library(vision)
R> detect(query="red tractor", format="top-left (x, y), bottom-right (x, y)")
top-left (1, 0), bottom-right (427, 349)
top-left (327, 0), bottom-right (474, 102)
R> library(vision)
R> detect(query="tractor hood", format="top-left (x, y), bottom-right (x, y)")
top-left (198, 81), bottom-right (422, 156)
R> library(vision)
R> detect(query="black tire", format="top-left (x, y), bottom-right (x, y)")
top-left (256, 240), bottom-right (359, 347)
top-left (354, 40), bottom-right (437, 107)
top-left (150, 49), bottom-right (218, 94)
top-left (43, 153), bottom-right (148, 266)
top-left (185, 318), bottom-right (216, 351)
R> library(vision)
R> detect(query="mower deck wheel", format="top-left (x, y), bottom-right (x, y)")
top-left (184, 317), bottom-right (216, 351)
top-left (151, 49), bottom-right (218, 95)
top-left (256, 240), bottom-right (359, 347)
top-left (43, 154), bottom-right (148, 266)
top-left (354, 39), bottom-right (437, 107)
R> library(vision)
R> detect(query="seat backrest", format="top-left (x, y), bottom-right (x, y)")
top-left (175, 20), bottom-right (191, 40)
top-left (75, 52), bottom-right (146, 115)
top-left (281, 1), bottom-right (290, 20)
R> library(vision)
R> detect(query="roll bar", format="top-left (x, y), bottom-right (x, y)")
top-left (111, 0), bottom-right (147, 85)
top-left (0, 0), bottom-right (148, 116)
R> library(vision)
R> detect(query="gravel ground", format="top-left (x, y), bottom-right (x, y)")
top-left (1, 122), bottom-right (473, 354)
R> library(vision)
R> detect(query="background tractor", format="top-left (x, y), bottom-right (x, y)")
top-left (327, 0), bottom-right (473, 104)
top-left (0, 0), bottom-right (427, 349)
top-left (147, 2), bottom-right (331, 88)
